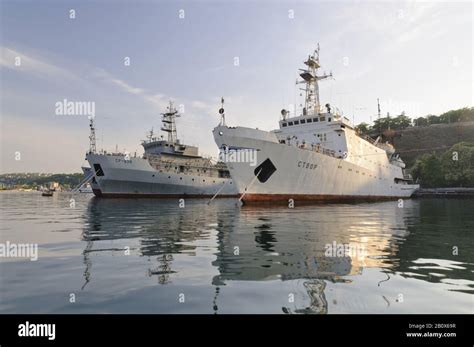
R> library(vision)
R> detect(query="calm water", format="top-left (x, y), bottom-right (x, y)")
top-left (0, 191), bottom-right (473, 314)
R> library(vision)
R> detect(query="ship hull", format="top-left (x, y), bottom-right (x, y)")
top-left (86, 153), bottom-right (238, 198)
top-left (213, 126), bottom-right (419, 204)
top-left (240, 194), bottom-right (409, 204)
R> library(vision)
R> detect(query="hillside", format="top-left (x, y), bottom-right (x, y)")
top-left (392, 121), bottom-right (474, 169)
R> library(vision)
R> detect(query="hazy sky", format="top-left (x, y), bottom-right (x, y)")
top-left (1, 0), bottom-right (472, 173)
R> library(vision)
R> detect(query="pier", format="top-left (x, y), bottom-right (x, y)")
top-left (413, 188), bottom-right (474, 198)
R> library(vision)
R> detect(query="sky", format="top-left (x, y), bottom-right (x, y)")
top-left (1, 0), bottom-right (472, 173)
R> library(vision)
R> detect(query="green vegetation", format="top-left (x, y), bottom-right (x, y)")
top-left (0, 173), bottom-right (83, 190)
top-left (355, 107), bottom-right (474, 135)
top-left (412, 142), bottom-right (474, 188)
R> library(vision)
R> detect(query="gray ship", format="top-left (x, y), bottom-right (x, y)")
top-left (84, 102), bottom-right (237, 198)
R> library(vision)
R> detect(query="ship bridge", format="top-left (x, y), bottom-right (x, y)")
top-left (273, 112), bottom-right (353, 159)
top-left (142, 139), bottom-right (199, 157)
top-left (141, 101), bottom-right (200, 158)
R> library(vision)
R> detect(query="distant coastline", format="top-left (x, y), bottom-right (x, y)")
top-left (0, 173), bottom-right (83, 191)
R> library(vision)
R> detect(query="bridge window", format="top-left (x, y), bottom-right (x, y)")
top-left (313, 118), bottom-right (319, 122)
top-left (282, 122), bottom-right (287, 127)
top-left (320, 116), bottom-right (326, 121)
top-left (300, 119), bottom-right (306, 124)
top-left (328, 117), bottom-right (332, 122)
top-left (294, 120), bottom-right (300, 125)
top-left (307, 118), bottom-right (312, 123)
top-left (288, 121), bottom-right (294, 126)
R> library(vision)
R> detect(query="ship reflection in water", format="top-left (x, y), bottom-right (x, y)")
top-left (76, 197), bottom-right (473, 314)
top-left (0, 192), bottom-right (472, 313)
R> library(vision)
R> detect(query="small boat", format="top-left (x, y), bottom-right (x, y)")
top-left (78, 184), bottom-right (93, 193)
top-left (41, 190), bottom-right (53, 197)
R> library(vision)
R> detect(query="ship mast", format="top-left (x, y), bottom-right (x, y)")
top-left (88, 116), bottom-right (96, 154)
top-left (377, 98), bottom-right (382, 137)
top-left (218, 97), bottom-right (226, 126)
top-left (161, 101), bottom-right (180, 143)
top-left (297, 44), bottom-right (332, 116)
top-left (147, 127), bottom-right (154, 142)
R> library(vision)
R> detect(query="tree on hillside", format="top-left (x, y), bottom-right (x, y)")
top-left (411, 154), bottom-right (444, 188)
top-left (411, 142), bottom-right (474, 188)
top-left (427, 115), bottom-right (440, 125)
top-left (391, 114), bottom-right (412, 129)
top-left (355, 122), bottom-right (371, 135)
top-left (439, 107), bottom-right (474, 124)
top-left (373, 116), bottom-right (392, 132)
top-left (414, 117), bottom-right (428, 126)
top-left (440, 142), bottom-right (474, 187)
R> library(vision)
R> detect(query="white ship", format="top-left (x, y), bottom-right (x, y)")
top-left (85, 102), bottom-right (237, 198)
top-left (213, 46), bottom-right (419, 204)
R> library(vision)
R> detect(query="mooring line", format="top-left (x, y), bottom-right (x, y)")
top-left (207, 181), bottom-right (227, 205)
top-left (238, 168), bottom-right (262, 204)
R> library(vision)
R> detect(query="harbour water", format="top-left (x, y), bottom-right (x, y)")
top-left (0, 192), bottom-right (472, 314)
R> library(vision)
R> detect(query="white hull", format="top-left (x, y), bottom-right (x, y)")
top-left (213, 126), bottom-right (419, 203)
top-left (86, 153), bottom-right (237, 197)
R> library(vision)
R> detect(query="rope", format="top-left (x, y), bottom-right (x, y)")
top-left (207, 182), bottom-right (227, 205)
top-left (71, 171), bottom-right (95, 194)
top-left (238, 168), bottom-right (262, 203)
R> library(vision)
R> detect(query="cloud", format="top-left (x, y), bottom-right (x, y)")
top-left (143, 94), bottom-right (168, 110)
top-left (107, 77), bottom-right (145, 95)
top-left (1, 45), bottom-right (222, 118)
top-left (1, 46), bottom-right (171, 112)
top-left (93, 70), bottom-right (219, 117)
top-left (92, 68), bottom-right (142, 94)
top-left (0, 46), bottom-right (79, 81)
top-left (92, 67), bottom-right (169, 110)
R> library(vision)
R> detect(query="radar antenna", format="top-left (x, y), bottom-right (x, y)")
top-left (88, 116), bottom-right (96, 154)
top-left (218, 97), bottom-right (226, 126)
top-left (296, 44), bottom-right (333, 115)
top-left (377, 98), bottom-right (382, 137)
top-left (161, 101), bottom-right (180, 143)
